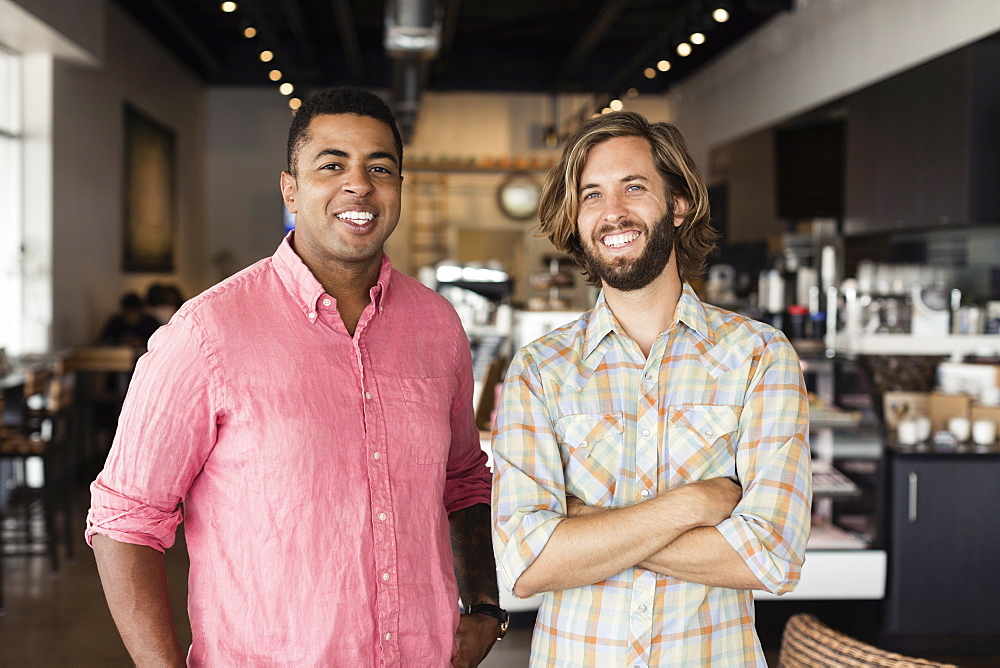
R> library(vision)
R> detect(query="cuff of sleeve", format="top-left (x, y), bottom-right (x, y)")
top-left (497, 511), bottom-right (564, 594)
top-left (86, 481), bottom-right (183, 553)
top-left (716, 514), bottom-right (801, 595)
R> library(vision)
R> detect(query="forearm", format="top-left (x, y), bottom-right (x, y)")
top-left (92, 534), bottom-right (185, 667)
top-left (449, 503), bottom-right (500, 606)
top-left (638, 526), bottom-right (766, 589)
top-left (513, 493), bottom-right (697, 598)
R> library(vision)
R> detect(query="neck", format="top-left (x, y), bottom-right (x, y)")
top-left (603, 265), bottom-right (683, 357)
top-left (307, 254), bottom-right (384, 337)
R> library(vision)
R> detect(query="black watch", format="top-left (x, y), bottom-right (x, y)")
top-left (467, 603), bottom-right (509, 640)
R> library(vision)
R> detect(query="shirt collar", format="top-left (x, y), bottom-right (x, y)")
top-left (582, 282), bottom-right (714, 360)
top-left (272, 231), bottom-right (394, 321)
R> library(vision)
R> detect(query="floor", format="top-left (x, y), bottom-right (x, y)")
top-left (1, 485), bottom-right (996, 667)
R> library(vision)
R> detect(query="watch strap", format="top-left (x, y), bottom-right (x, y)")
top-left (467, 603), bottom-right (509, 639)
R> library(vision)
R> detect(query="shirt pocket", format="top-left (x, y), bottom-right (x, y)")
top-left (665, 404), bottom-right (740, 483)
top-left (553, 412), bottom-right (624, 503)
top-left (400, 376), bottom-right (453, 464)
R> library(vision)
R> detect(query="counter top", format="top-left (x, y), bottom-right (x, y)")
top-left (887, 442), bottom-right (1000, 456)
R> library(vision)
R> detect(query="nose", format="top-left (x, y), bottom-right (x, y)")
top-left (602, 191), bottom-right (627, 223)
top-left (342, 166), bottom-right (374, 197)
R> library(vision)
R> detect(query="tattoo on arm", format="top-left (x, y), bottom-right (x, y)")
top-left (449, 503), bottom-right (500, 608)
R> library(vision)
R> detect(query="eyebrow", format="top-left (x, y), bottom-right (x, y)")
top-left (579, 174), bottom-right (650, 192)
top-left (314, 148), bottom-right (399, 167)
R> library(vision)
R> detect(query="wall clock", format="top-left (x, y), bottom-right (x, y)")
top-left (497, 172), bottom-right (542, 221)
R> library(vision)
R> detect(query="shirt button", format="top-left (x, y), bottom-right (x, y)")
top-left (640, 489), bottom-right (650, 498)
top-left (384, 632), bottom-right (392, 641)
top-left (382, 572), bottom-right (390, 581)
top-left (378, 512), bottom-right (387, 521)
top-left (365, 391), bottom-right (372, 400)
top-left (645, 372), bottom-right (653, 380)
top-left (322, 298), bottom-right (331, 306)
top-left (379, 305), bottom-right (383, 313)
top-left (704, 430), bottom-right (713, 438)
top-left (637, 604), bottom-right (647, 613)
top-left (308, 312), bottom-right (316, 319)
top-left (642, 429), bottom-right (650, 437)
top-left (373, 451), bottom-right (381, 460)
top-left (580, 440), bottom-right (589, 448)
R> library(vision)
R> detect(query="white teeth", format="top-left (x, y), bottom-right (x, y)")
top-left (336, 211), bottom-right (374, 223)
top-left (603, 231), bottom-right (639, 248)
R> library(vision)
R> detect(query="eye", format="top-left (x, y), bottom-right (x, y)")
top-left (626, 184), bottom-right (643, 192)
top-left (582, 191), bottom-right (600, 200)
top-left (369, 165), bottom-right (393, 174)
top-left (319, 163), bottom-right (343, 171)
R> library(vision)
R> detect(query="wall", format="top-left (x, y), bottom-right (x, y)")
top-left (671, 0), bottom-right (1000, 170)
top-left (49, 2), bottom-right (206, 346)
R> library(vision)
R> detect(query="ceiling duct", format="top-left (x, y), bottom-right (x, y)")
top-left (384, 0), bottom-right (442, 143)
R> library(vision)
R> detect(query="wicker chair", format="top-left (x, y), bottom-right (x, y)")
top-left (779, 614), bottom-right (957, 667)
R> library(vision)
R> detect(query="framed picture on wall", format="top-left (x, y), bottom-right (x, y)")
top-left (122, 104), bottom-right (176, 272)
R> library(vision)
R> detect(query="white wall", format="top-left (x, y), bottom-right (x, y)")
top-left (49, 3), bottom-right (206, 346)
top-left (671, 0), bottom-right (1000, 168)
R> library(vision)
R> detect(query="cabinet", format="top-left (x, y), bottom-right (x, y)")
top-left (883, 448), bottom-right (1000, 643)
top-left (844, 40), bottom-right (1000, 235)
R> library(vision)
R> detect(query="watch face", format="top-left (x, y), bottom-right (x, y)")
top-left (498, 172), bottom-right (541, 220)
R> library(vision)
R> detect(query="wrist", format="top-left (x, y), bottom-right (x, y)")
top-left (466, 603), bottom-right (509, 640)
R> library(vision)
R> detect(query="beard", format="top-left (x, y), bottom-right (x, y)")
top-left (580, 212), bottom-right (676, 292)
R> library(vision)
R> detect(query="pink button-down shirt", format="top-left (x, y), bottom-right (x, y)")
top-left (87, 236), bottom-right (491, 667)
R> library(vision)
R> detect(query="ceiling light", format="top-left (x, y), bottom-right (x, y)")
top-left (601, 107), bottom-right (612, 115)
top-left (289, 97), bottom-right (302, 110)
top-left (713, 8), bottom-right (730, 23)
top-left (221, 2), bottom-right (237, 12)
top-left (644, 67), bottom-right (656, 79)
top-left (690, 32), bottom-right (705, 45)
top-left (279, 82), bottom-right (294, 95)
top-left (269, 69), bottom-right (282, 81)
top-left (676, 42), bottom-right (692, 57)
top-left (657, 59), bottom-right (671, 72)
top-left (243, 26), bottom-right (256, 38)
top-left (259, 50), bottom-right (273, 62)
top-left (609, 99), bottom-right (623, 111)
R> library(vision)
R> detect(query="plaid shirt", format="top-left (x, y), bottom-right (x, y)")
top-left (492, 284), bottom-right (811, 667)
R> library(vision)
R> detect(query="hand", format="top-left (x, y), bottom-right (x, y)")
top-left (671, 477), bottom-right (742, 528)
top-left (565, 495), bottom-right (605, 518)
top-left (451, 613), bottom-right (500, 667)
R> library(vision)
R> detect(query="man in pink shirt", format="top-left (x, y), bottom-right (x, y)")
top-left (88, 87), bottom-right (506, 667)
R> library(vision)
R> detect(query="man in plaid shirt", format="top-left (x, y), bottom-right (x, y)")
top-left (491, 111), bottom-right (811, 666)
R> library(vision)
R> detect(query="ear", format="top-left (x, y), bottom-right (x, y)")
top-left (672, 196), bottom-right (689, 227)
top-left (280, 171), bottom-right (298, 214)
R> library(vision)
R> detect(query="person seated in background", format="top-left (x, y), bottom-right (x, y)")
top-left (98, 292), bottom-right (161, 348)
top-left (145, 283), bottom-right (185, 326)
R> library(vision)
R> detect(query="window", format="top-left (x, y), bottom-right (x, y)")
top-left (0, 45), bottom-right (23, 354)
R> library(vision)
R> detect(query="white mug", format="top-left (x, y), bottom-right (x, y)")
top-left (972, 419), bottom-right (996, 446)
top-left (914, 416), bottom-right (932, 443)
top-left (948, 416), bottom-right (971, 443)
top-left (897, 419), bottom-right (919, 446)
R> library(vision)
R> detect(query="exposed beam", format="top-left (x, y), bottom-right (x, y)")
top-left (278, 0), bottom-right (318, 62)
top-left (555, 0), bottom-right (632, 85)
top-left (331, 0), bottom-right (364, 79)
top-left (148, 0), bottom-right (224, 79)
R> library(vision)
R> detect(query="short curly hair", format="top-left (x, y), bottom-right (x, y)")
top-left (538, 111), bottom-right (718, 285)
top-left (286, 87), bottom-right (403, 175)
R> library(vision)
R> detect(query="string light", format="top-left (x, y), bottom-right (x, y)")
top-left (657, 59), bottom-right (671, 72)
top-left (279, 82), bottom-right (294, 95)
top-left (221, 2), bottom-right (237, 12)
top-left (676, 42), bottom-right (692, 57)
top-left (601, 107), bottom-right (612, 115)
top-left (626, 88), bottom-right (638, 98)
top-left (713, 8), bottom-right (730, 23)
top-left (609, 99), bottom-right (623, 111)
top-left (643, 67), bottom-right (656, 79)
top-left (243, 26), bottom-right (256, 38)
top-left (690, 32), bottom-right (705, 45)
top-left (259, 50), bottom-right (274, 62)
top-left (269, 69), bottom-right (282, 81)
top-left (289, 97), bottom-right (302, 110)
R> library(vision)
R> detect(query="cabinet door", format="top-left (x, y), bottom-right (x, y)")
top-left (885, 458), bottom-right (1000, 635)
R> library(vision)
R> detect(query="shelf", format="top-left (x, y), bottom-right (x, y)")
top-left (810, 407), bottom-right (863, 429)
top-left (833, 333), bottom-right (1000, 357)
top-left (812, 461), bottom-right (861, 498)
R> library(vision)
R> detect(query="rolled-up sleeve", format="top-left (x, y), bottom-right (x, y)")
top-left (86, 311), bottom-right (222, 552)
top-left (442, 321), bottom-right (491, 515)
top-left (716, 331), bottom-right (812, 594)
top-left (490, 349), bottom-right (566, 593)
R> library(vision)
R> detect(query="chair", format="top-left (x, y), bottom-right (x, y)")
top-left (0, 365), bottom-right (76, 584)
top-left (779, 614), bottom-right (957, 667)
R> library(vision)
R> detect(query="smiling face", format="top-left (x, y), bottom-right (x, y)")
top-left (280, 113), bottom-right (402, 284)
top-left (576, 135), bottom-right (685, 292)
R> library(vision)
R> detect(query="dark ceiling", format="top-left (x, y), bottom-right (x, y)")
top-left (111, 0), bottom-right (789, 135)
